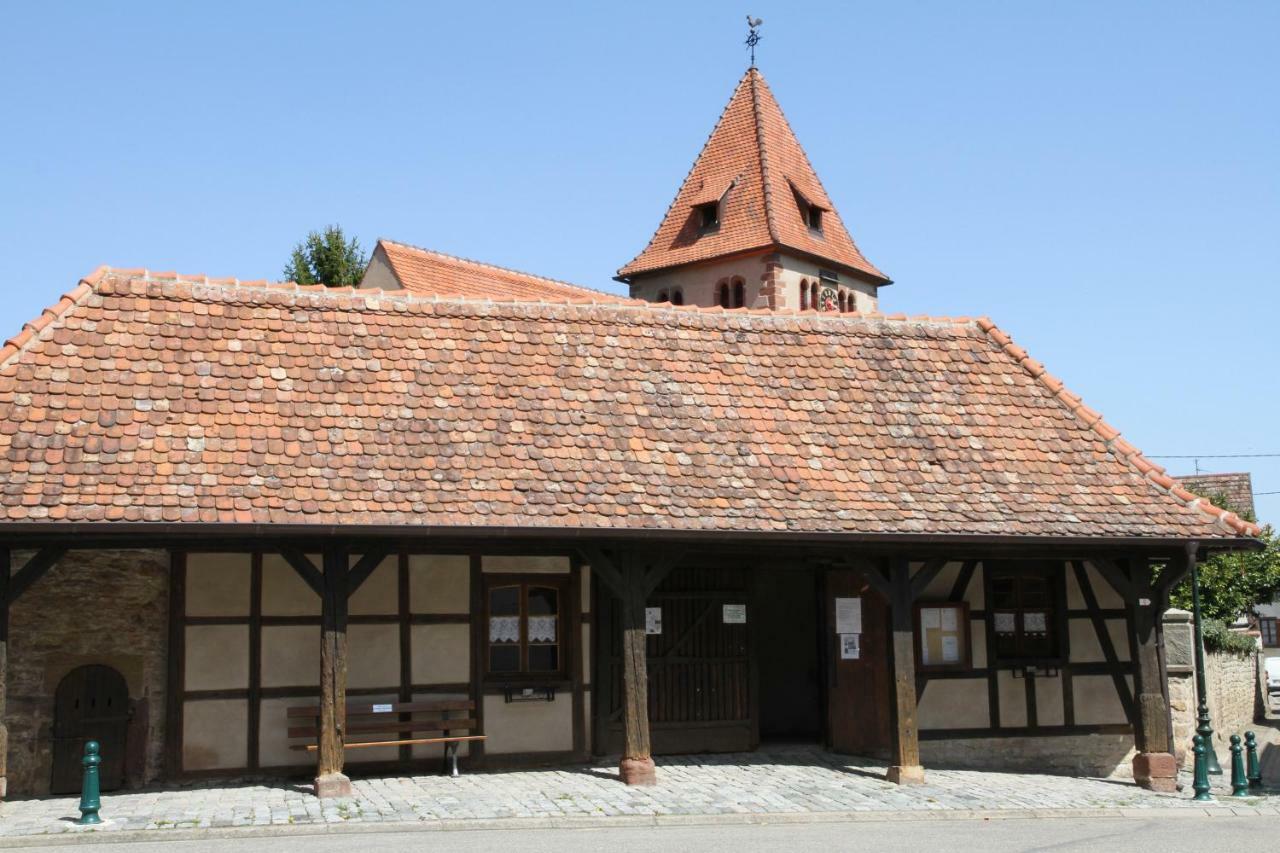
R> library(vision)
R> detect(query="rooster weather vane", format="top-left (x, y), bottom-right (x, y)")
top-left (746, 16), bottom-right (763, 68)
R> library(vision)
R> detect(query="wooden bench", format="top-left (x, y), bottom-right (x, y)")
top-left (287, 699), bottom-right (484, 777)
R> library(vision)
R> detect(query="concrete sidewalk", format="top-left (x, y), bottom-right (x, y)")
top-left (0, 746), bottom-right (1271, 843)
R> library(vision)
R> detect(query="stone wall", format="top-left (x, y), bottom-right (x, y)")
top-left (5, 549), bottom-right (169, 796)
top-left (1164, 608), bottom-right (1260, 768)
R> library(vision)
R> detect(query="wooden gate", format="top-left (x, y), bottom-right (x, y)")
top-left (825, 570), bottom-right (892, 758)
top-left (51, 665), bottom-right (130, 794)
top-left (597, 566), bottom-right (754, 754)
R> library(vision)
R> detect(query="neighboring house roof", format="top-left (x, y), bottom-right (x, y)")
top-left (1175, 472), bottom-right (1256, 520)
top-left (617, 68), bottom-right (889, 284)
top-left (373, 239), bottom-right (630, 302)
top-left (0, 267), bottom-right (1258, 539)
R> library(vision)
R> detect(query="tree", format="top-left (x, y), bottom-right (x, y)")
top-left (283, 225), bottom-right (367, 287)
top-left (1168, 494), bottom-right (1280, 623)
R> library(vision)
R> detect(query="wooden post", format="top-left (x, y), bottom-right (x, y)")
top-left (1130, 556), bottom-right (1177, 792)
top-left (618, 553), bottom-right (656, 785)
top-left (886, 558), bottom-right (924, 784)
top-left (315, 547), bottom-right (351, 798)
top-left (0, 545), bottom-right (9, 802)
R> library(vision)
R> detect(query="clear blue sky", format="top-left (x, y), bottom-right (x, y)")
top-left (2, 2), bottom-right (1277, 523)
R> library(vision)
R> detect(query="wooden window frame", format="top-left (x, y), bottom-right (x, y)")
top-left (986, 562), bottom-right (1068, 667)
top-left (697, 201), bottom-right (720, 234)
top-left (482, 573), bottom-right (570, 683)
top-left (913, 600), bottom-right (972, 673)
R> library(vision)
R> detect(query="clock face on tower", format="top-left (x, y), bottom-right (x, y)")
top-left (819, 286), bottom-right (839, 312)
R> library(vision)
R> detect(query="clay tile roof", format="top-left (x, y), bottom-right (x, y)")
top-left (1175, 472), bottom-right (1256, 521)
top-left (0, 266), bottom-right (1259, 539)
top-left (375, 239), bottom-right (631, 303)
top-left (618, 68), bottom-right (889, 284)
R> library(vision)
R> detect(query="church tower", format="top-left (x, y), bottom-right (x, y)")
top-left (617, 68), bottom-right (890, 311)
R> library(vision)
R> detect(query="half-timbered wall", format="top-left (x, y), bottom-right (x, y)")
top-left (173, 550), bottom-right (590, 777)
top-left (912, 560), bottom-right (1136, 774)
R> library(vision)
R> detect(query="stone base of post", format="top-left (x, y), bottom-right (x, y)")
top-left (886, 765), bottom-right (926, 785)
top-left (314, 772), bottom-right (353, 799)
top-left (619, 757), bottom-right (657, 786)
top-left (1133, 752), bottom-right (1178, 793)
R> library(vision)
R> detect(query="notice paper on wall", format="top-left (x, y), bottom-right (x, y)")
top-left (941, 608), bottom-right (957, 632)
top-left (922, 608), bottom-right (940, 629)
top-left (941, 635), bottom-right (960, 663)
top-left (840, 633), bottom-right (861, 660)
top-left (835, 597), bottom-right (862, 634)
top-left (723, 604), bottom-right (747, 624)
top-left (645, 607), bottom-right (662, 635)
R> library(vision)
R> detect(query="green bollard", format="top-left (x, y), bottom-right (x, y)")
top-left (1245, 731), bottom-right (1263, 791)
top-left (77, 740), bottom-right (102, 825)
top-left (1192, 734), bottom-right (1213, 801)
top-left (1229, 735), bottom-right (1249, 798)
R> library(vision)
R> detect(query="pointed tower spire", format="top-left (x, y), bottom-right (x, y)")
top-left (618, 68), bottom-right (890, 312)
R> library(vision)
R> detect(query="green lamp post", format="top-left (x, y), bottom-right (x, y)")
top-left (1189, 552), bottom-right (1222, 775)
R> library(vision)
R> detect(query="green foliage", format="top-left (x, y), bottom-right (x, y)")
top-left (1200, 618), bottom-right (1259, 656)
top-left (283, 225), bottom-right (367, 287)
top-left (1168, 492), bottom-right (1280, 623)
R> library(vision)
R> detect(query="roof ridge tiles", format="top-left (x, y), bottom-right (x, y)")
top-left (748, 68), bottom-right (782, 246)
top-left (976, 317), bottom-right (1262, 538)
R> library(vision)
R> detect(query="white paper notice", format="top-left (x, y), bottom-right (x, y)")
top-left (840, 633), bottom-right (861, 660)
top-left (723, 604), bottom-right (747, 624)
top-left (371, 703), bottom-right (393, 714)
top-left (1024, 611), bottom-right (1047, 633)
top-left (645, 607), bottom-right (662, 635)
top-left (941, 608), bottom-right (958, 632)
top-left (835, 597), bottom-right (862, 634)
top-left (994, 612), bottom-right (1016, 634)
top-left (941, 636), bottom-right (960, 663)
top-left (922, 608), bottom-right (941, 629)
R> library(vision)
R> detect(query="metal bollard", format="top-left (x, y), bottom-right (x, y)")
top-left (1192, 734), bottom-right (1213, 801)
top-left (1229, 734), bottom-right (1249, 798)
top-left (1245, 731), bottom-right (1263, 791)
top-left (77, 740), bottom-right (102, 825)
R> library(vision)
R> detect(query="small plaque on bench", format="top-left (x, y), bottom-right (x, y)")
top-left (371, 703), bottom-right (393, 713)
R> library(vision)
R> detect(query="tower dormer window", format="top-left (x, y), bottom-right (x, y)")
top-left (696, 201), bottom-right (720, 235)
top-left (805, 204), bottom-right (823, 234)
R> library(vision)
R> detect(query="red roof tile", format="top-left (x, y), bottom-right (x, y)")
top-left (0, 268), bottom-right (1257, 539)
top-left (376, 239), bottom-right (630, 302)
top-left (618, 69), bottom-right (888, 284)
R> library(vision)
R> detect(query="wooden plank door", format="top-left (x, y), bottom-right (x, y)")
top-left (825, 570), bottom-right (892, 758)
top-left (597, 566), bottom-right (754, 755)
top-left (51, 665), bottom-right (130, 793)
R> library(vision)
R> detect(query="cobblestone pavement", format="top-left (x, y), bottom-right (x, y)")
top-left (0, 747), bottom-right (1272, 839)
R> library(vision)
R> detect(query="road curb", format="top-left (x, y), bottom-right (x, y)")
top-left (1, 802), bottom-right (1276, 847)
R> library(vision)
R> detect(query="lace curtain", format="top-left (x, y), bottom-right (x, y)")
top-left (489, 616), bottom-right (520, 643)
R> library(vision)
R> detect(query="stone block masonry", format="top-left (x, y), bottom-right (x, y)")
top-left (1164, 608), bottom-right (1260, 768)
top-left (5, 549), bottom-right (169, 796)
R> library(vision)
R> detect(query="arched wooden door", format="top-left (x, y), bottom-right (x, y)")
top-left (51, 665), bottom-right (130, 794)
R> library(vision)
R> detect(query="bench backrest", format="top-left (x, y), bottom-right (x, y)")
top-left (286, 699), bottom-right (477, 742)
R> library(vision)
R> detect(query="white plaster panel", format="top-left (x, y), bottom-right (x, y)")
top-left (347, 624), bottom-right (400, 690)
top-left (482, 556), bottom-right (570, 574)
top-left (349, 557), bottom-right (398, 615)
top-left (261, 554), bottom-right (321, 616)
top-left (482, 694), bottom-right (573, 754)
top-left (411, 624), bottom-right (471, 685)
top-left (183, 699), bottom-right (248, 770)
top-left (185, 625), bottom-right (249, 690)
top-left (1074, 674), bottom-right (1130, 725)
top-left (408, 555), bottom-right (470, 614)
top-left (917, 679), bottom-right (989, 730)
top-left (997, 670), bottom-right (1028, 727)
top-left (185, 553), bottom-right (250, 617)
top-left (259, 696), bottom-right (311, 769)
top-left (1035, 673), bottom-right (1065, 726)
top-left (261, 625), bottom-right (319, 688)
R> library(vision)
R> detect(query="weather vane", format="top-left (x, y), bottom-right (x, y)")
top-left (746, 16), bottom-right (763, 68)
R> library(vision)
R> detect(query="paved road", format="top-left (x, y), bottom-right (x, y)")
top-left (16, 816), bottom-right (1278, 852)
